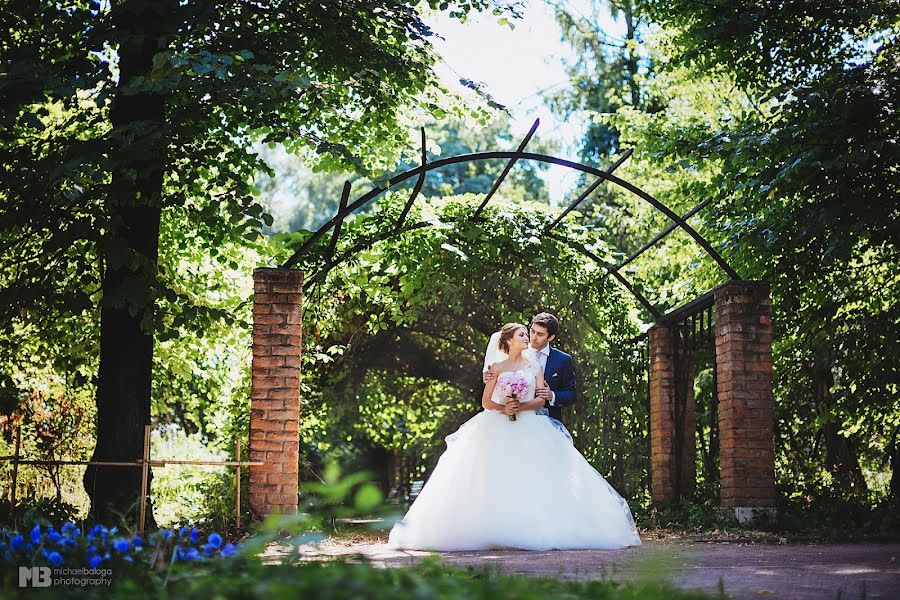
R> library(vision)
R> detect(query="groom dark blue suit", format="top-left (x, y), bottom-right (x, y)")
top-left (541, 347), bottom-right (577, 422)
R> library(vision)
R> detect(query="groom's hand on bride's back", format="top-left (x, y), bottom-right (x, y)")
top-left (483, 364), bottom-right (497, 384)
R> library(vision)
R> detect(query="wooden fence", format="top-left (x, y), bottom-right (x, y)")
top-left (0, 425), bottom-right (262, 535)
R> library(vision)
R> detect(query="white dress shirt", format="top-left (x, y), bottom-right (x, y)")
top-left (528, 344), bottom-right (556, 406)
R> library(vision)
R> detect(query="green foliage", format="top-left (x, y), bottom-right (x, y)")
top-left (547, 0), bottom-right (649, 164)
top-left (0, 497), bottom-right (81, 531)
top-left (0, 0), bottom-right (520, 515)
top-left (149, 427), bottom-right (245, 532)
top-left (3, 552), bottom-right (722, 599)
top-left (553, 0), bottom-right (899, 516)
top-left (632, 0), bottom-right (900, 504)
top-left (253, 113), bottom-right (551, 235)
top-left (775, 496), bottom-right (900, 541)
top-left (639, 500), bottom-right (741, 533)
top-left (0, 378), bottom-right (94, 515)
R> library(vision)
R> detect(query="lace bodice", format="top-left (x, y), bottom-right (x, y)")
top-left (491, 362), bottom-right (538, 405)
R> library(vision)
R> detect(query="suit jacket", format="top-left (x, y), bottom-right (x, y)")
top-left (542, 347), bottom-right (577, 422)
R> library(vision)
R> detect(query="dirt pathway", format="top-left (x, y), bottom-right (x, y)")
top-left (269, 538), bottom-right (900, 599)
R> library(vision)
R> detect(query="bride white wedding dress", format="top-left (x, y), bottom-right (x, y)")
top-left (387, 355), bottom-right (642, 551)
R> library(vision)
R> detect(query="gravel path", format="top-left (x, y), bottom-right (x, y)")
top-left (271, 538), bottom-right (900, 599)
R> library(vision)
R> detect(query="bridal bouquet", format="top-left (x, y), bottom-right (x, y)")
top-left (496, 372), bottom-right (529, 421)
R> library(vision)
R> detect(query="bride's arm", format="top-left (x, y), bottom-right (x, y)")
top-left (482, 374), bottom-right (510, 413)
top-left (517, 366), bottom-right (547, 411)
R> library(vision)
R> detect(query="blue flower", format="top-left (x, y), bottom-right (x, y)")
top-left (30, 525), bottom-right (41, 544)
top-left (61, 538), bottom-right (76, 548)
top-left (89, 555), bottom-right (103, 569)
top-left (179, 526), bottom-right (188, 538)
top-left (185, 547), bottom-right (200, 561)
top-left (132, 535), bottom-right (143, 547)
top-left (113, 539), bottom-right (130, 553)
top-left (163, 530), bottom-right (173, 541)
top-left (46, 551), bottom-right (63, 567)
top-left (189, 527), bottom-right (199, 543)
top-left (10, 535), bottom-right (24, 552)
top-left (47, 531), bottom-right (62, 544)
top-left (207, 533), bottom-right (222, 549)
top-left (220, 543), bottom-right (236, 557)
top-left (62, 522), bottom-right (77, 535)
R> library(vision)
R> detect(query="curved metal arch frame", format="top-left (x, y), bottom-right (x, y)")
top-left (283, 150), bottom-right (739, 280)
top-left (543, 232), bottom-right (663, 320)
top-left (283, 148), bottom-right (740, 321)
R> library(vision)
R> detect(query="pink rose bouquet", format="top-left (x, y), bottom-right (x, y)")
top-left (496, 372), bottom-right (529, 421)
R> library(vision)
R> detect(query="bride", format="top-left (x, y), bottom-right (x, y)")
top-left (387, 322), bottom-right (642, 551)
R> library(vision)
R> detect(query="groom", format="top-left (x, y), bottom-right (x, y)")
top-left (483, 312), bottom-right (577, 421)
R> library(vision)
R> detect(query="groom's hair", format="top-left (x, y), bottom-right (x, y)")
top-left (531, 313), bottom-right (559, 337)
top-left (498, 323), bottom-right (526, 353)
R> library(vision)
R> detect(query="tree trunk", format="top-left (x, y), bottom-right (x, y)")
top-left (813, 355), bottom-right (868, 496)
top-left (622, 1), bottom-right (641, 110)
top-left (84, 1), bottom-right (172, 524)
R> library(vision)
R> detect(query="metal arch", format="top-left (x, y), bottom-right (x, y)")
top-left (396, 127), bottom-right (427, 232)
top-left (615, 198), bottom-right (713, 272)
top-left (544, 148), bottom-right (633, 234)
top-left (281, 150), bottom-right (740, 281)
top-left (544, 232), bottom-right (662, 320)
top-left (325, 181), bottom-right (351, 264)
top-left (471, 118), bottom-right (540, 219)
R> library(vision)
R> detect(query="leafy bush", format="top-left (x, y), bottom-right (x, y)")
top-left (0, 497), bottom-right (80, 531)
top-left (150, 426), bottom-right (245, 532)
top-left (637, 500), bottom-right (742, 533)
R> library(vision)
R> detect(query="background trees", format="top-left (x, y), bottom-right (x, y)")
top-left (1, 0), bottom-right (514, 519)
top-left (551, 0), bottom-right (899, 509)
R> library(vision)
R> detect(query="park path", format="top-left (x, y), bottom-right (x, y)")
top-left (269, 538), bottom-right (900, 600)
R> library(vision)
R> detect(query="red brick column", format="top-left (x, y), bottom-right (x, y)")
top-left (714, 281), bottom-right (776, 519)
top-left (249, 268), bottom-right (302, 517)
top-left (649, 325), bottom-right (696, 504)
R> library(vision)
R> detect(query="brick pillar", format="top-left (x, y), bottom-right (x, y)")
top-left (249, 268), bottom-right (302, 517)
top-left (714, 281), bottom-right (776, 522)
top-left (649, 325), bottom-right (696, 504)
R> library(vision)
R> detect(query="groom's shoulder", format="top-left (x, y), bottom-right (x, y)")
top-left (551, 347), bottom-right (574, 361)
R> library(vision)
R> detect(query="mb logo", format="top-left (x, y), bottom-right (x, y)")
top-left (19, 566), bottom-right (51, 587)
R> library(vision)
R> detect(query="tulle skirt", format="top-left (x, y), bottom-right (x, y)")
top-left (387, 409), bottom-right (642, 551)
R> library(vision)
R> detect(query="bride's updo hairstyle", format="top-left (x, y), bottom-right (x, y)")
top-left (498, 323), bottom-right (527, 353)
